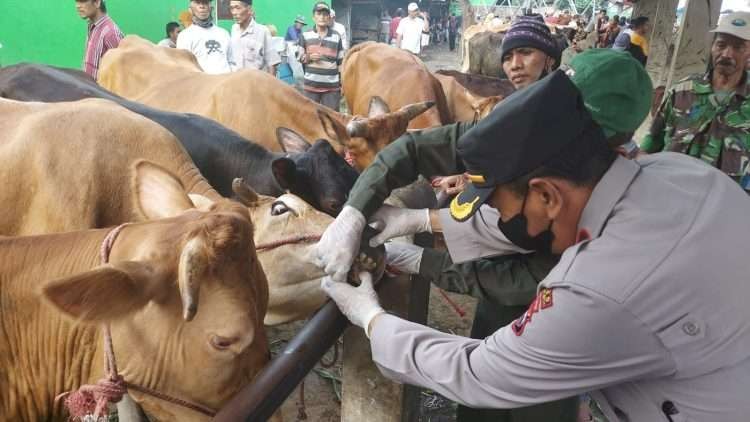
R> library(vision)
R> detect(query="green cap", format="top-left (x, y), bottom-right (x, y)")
top-left (567, 49), bottom-right (653, 138)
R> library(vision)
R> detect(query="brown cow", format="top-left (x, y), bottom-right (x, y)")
top-left (0, 166), bottom-right (271, 421)
top-left (434, 70), bottom-right (514, 121)
top-left (97, 36), bottom-right (432, 171)
top-left (0, 97), bottom-right (331, 325)
top-left (342, 41), bottom-right (452, 129)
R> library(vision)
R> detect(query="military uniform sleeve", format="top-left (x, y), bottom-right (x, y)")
top-left (347, 122), bottom-right (476, 218)
top-left (419, 249), bottom-right (556, 306)
top-left (370, 286), bottom-right (676, 408)
top-left (641, 88), bottom-right (674, 153)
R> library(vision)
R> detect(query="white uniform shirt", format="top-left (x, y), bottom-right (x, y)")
top-left (176, 24), bottom-right (234, 74)
top-left (230, 19), bottom-right (281, 71)
top-left (332, 22), bottom-right (349, 51)
top-left (371, 154), bottom-right (750, 421)
top-left (397, 16), bottom-right (425, 54)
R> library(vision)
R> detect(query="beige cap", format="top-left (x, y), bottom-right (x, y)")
top-left (408, 2), bottom-right (419, 12)
top-left (711, 11), bottom-right (750, 41)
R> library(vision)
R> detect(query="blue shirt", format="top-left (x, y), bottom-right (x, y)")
top-left (285, 25), bottom-right (301, 42)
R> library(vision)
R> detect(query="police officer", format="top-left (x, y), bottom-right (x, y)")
top-left (322, 70), bottom-right (750, 421)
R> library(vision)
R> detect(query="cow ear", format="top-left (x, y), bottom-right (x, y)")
top-left (133, 160), bottom-right (195, 220)
top-left (42, 261), bottom-right (168, 323)
top-left (317, 109), bottom-right (350, 149)
top-left (232, 178), bottom-right (260, 206)
top-left (188, 194), bottom-right (215, 211)
top-left (276, 128), bottom-right (312, 153)
top-left (271, 158), bottom-right (297, 190)
top-left (368, 96), bottom-right (391, 117)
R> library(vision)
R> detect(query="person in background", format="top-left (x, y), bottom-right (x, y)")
top-left (643, 11), bottom-right (750, 192)
top-left (158, 22), bottom-right (181, 48)
top-left (285, 15), bottom-right (306, 43)
top-left (613, 16), bottom-right (650, 66)
top-left (229, 0), bottom-right (280, 74)
top-left (599, 15), bottom-right (620, 48)
top-left (448, 13), bottom-right (458, 52)
top-left (299, 2), bottom-right (345, 110)
top-left (75, 0), bottom-right (124, 79)
top-left (330, 9), bottom-right (349, 51)
top-left (177, 0), bottom-right (234, 74)
top-left (594, 10), bottom-right (608, 46)
top-left (397, 3), bottom-right (429, 55)
top-left (390, 8), bottom-right (404, 45)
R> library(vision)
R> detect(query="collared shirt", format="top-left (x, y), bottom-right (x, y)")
top-left (371, 154), bottom-right (750, 421)
top-left (285, 25), bottom-right (302, 42)
top-left (231, 19), bottom-right (281, 71)
top-left (397, 16), bottom-right (426, 54)
top-left (176, 24), bottom-right (234, 74)
top-left (157, 38), bottom-right (176, 48)
top-left (83, 15), bottom-right (124, 79)
top-left (643, 72), bottom-right (750, 190)
top-left (299, 27), bottom-right (345, 92)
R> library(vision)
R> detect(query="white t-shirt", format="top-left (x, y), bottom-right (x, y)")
top-left (176, 24), bottom-right (234, 74)
top-left (396, 16), bottom-right (425, 54)
top-left (157, 38), bottom-right (176, 48)
top-left (332, 22), bottom-right (349, 51)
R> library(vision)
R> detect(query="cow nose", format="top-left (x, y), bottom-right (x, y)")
top-left (323, 199), bottom-right (343, 215)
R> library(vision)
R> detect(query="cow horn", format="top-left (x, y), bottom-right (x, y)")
top-left (399, 101), bottom-right (436, 121)
top-left (232, 178), bottom-right (260, 207)
top-left (346, 119), bottom-right (369, 139)
top-left (178, 237), bottom-right (208, 322)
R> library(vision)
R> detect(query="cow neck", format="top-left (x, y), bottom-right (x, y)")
top-left (58, 223), bottom-right (218, 419)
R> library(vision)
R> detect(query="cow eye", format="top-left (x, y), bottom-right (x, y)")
top-left (271, 201), bottom-right (290, 216)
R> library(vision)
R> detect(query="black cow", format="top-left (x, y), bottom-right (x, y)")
top-left (0, 63), bottom-right (357, 215)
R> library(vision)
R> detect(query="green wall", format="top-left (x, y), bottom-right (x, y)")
top-left (0, 0), bottom-right (318, 68)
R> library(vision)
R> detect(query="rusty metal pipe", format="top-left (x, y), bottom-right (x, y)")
top-left (212, 299), bottom-right (349, 422)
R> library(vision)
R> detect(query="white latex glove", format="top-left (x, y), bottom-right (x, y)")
top-left (384, 242), bottom-right (424, 275)
top-left (321, 272), bottom-right (385, 336)
top-left (314, 205), bottom-right (366, 283)
top-left (368, 205), bottom-right (431, 247)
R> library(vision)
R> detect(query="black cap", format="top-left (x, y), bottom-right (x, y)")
top-left (313, 1), bottom-right (331, 13)
top-left (450, 70), bottom-right (604, 222)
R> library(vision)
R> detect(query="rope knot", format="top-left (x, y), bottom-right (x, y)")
top-left (57, 375), bottom-right (126, 420)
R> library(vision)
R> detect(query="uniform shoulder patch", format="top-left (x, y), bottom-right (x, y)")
top-left (511, 288), bottom-right (554, 336)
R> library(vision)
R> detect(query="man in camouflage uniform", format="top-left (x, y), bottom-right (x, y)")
top-left (643, 11), bottom-right (750, 191)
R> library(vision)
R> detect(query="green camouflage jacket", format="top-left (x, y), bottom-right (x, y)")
top-left (642, 73), bottom-right (750, 191)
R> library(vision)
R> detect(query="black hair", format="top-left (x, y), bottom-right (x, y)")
top-left (166, 22), bottom-right (180, 37)
top-left (506, 125), bottom-right (617, 197)
top-left (631, 16), bottom-right (649, 29)
top-left (612, 15), bottom-right (620, 22)
top-left (395, 8), bottom-right (404, 18)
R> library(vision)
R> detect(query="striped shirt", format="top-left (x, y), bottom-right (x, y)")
top-left (83, 15), bottom-right (124, 79)
top-left (299, 27), bottom-right (345, 92)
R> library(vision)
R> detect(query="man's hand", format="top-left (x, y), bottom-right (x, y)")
top-left (309, 52), bottom-right (322, 62)
top-left (314, 206), bottom-right (367, 282)
top-left (385, 242), bottom-right (424, 275)
top-left (368, 205), bottom-right (432, 247)
top-left (321, 272), bottom-right (385, 334)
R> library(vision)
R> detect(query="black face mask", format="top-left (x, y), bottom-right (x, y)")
top-left (496, 191), bottom-right (555, 254)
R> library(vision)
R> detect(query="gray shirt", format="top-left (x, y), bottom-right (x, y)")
top-left (371, 154), bottom-right (750, 421)
top-left (231, 20), bottom-right (281, 71)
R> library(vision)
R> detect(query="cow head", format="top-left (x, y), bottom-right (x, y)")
top-left (42, 161), bottom-right (269, 420)
top-left (238, 183), bottom-right (333, 325)
top-left (317, 97), bottom-right (435, 172)
top-left (274, 128), bottom-right (359, 216)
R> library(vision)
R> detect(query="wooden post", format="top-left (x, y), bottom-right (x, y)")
top-left (666, 0), bottom-right (722, 89)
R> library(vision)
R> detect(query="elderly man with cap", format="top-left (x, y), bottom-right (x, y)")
top-left (285, 15), bottom-right (306, 43)
top-left (299, 1), bottom-right (346, 110)
top-left (643, 11), bottom-right (750, 192)
top-left (397, 3), bottom-right (430, 55)
top-left (229, 0), bottom-right (280, 74)
top-left (323, 68), bottom-right (750, 421)
top-left (315, 49), bottom-right (652, 422)
top-left (177, 0), bottom-right (234, 74)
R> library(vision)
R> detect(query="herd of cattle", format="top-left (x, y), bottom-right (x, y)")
top-left (0, 36), bottom-right (514, 421)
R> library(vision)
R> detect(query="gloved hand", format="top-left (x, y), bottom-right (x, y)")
top-left (384, 242), bottom-right (424, 275)
top-left (314, 205), bottom-right (367, 283)
top-left (321, 272), bottom-right (385, 336)
top-left (368, 205), bottom-right (431, 247)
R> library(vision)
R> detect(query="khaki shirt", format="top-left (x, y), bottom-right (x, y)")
top-left (371, 154), bottom-right (750, 421)
top-left (231, 20), bottom-right (281, 71)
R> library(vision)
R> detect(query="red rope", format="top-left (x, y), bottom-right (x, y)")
top-left (255, 234), bottom-right (322, 252)
top-left (437, 288), bottom-right (467, 318)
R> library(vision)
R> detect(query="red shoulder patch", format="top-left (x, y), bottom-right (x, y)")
top-left (511, 288), bottom-right (554, 336)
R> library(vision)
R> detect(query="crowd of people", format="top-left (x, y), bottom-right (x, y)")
top-left (73, 0), bottom-right (750, 420)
